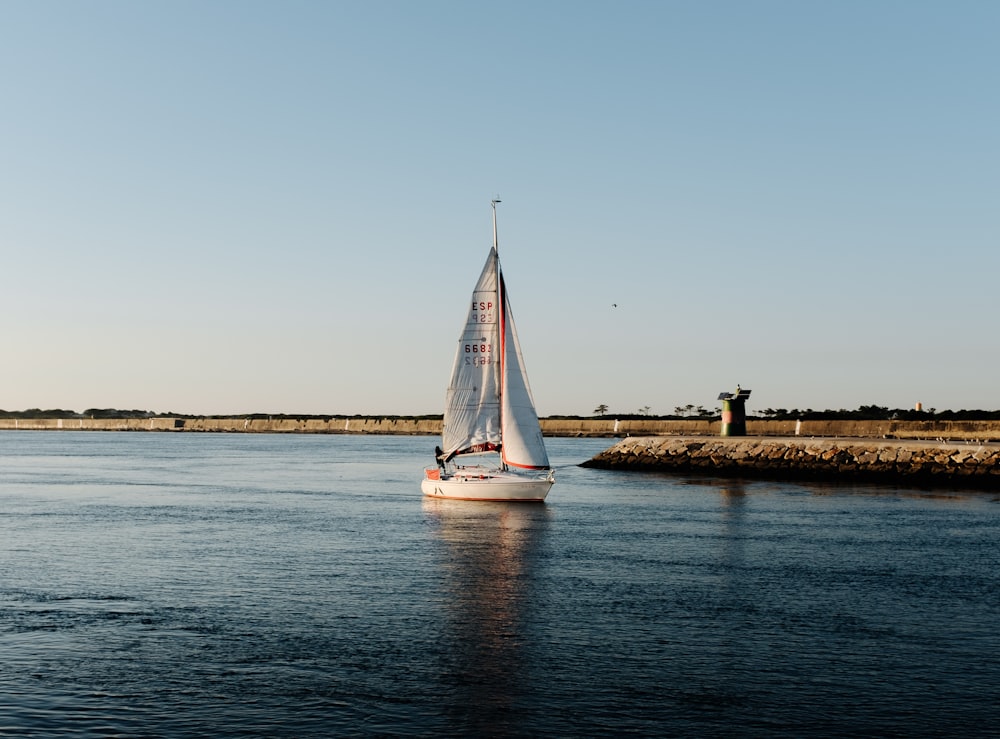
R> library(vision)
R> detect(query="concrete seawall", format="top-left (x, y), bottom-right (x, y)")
top-left (3, 417), bottom-right (1000, 439)
top-left (581, 436), bottom-right (1000, 489)
top-left (0, 417), bottom-right (443, 434)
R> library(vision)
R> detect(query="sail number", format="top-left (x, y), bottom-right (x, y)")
top-left (464, 343), bottom-right (494, 366)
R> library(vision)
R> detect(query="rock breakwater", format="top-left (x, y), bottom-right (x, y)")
top-left (581, 436), bottom-right (1000, 489)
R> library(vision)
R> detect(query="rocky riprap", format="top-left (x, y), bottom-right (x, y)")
top-left (581, 436), bottom-right (1000, 489)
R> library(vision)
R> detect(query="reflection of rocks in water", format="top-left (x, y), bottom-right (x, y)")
top-left (720, 481), bottom-right (747, 502)
top-left (422, 499), bottom-right (550, 734)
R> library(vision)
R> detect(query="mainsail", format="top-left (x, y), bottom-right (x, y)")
top-left (441, 247), bottom-right (503, 456)
top-left (440, 247), bottom-right (549, 470)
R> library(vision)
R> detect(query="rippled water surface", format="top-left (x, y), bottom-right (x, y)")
top-left (1, 431), bottom-right (998, 736)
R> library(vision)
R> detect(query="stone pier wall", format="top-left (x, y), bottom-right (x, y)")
top-left (581, 436), bottom-right (1000, 488)
top-left (0, 417), bottom-right (443, 434)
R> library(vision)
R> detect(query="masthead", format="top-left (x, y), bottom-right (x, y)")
top-left (491, 197), bottom-right (501, 252)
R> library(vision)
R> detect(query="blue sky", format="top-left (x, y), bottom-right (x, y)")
top-left (2, 1), bottom-right (997, 416)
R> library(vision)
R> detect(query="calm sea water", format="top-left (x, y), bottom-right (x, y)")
top-left (0, 431), bottom-right (997, 737)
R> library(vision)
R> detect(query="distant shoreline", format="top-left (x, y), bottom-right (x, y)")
top-left (4, 416), bottom-right (1000, 441)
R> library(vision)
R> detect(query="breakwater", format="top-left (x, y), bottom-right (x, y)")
top-left (581, 436), bottom-right (1000, 488)
top-left (4, 417), bottom-right (1000, 440)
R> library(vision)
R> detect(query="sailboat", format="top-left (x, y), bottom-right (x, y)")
top-left (421, 199), bottom-right (554, 502)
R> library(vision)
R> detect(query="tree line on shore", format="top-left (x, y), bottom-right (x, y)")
top-left (590, 403), bottom-right (1000, 421)
top-left (4, 406), bottom-right (1000, 421)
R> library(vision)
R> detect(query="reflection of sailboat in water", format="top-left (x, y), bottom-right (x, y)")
top-left (423, 498), bottom-right (549, 733)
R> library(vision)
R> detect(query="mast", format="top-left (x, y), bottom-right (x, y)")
top-left (492, 197), bottom-right (506, 468)
top-left (492, 197), bottom-right (501, 253)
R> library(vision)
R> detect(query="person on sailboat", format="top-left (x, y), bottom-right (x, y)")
top-left (435, 446), bottom-right (446, 470)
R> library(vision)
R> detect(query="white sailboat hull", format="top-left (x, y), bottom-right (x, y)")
top-left (421, 468), bottom-right (553, 502)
